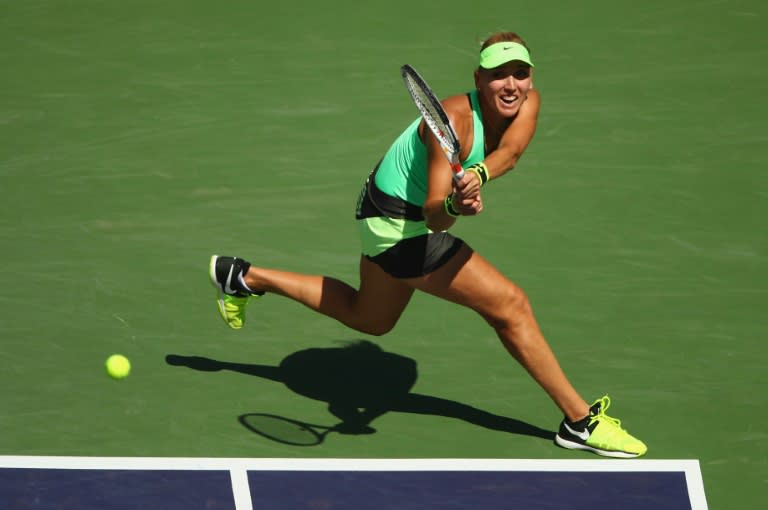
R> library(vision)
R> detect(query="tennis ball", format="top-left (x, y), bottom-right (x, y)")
top-left (105, 354), bottom-right (131, 380)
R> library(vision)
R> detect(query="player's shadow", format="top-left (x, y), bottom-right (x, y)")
top-left (165, 340), bottom-right (554, 442)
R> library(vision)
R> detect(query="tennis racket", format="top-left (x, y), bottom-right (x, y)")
top-left (400, 64), bottom-right (464, 180)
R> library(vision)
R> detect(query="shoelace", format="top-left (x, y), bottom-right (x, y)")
top-left (589, 395), bottom-right (625, 432)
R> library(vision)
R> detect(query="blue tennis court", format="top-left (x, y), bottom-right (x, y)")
top-left (1, 457), bottom-right (707, 509)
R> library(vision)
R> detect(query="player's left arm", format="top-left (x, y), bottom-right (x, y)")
top-left (483, 88), bottom-right (540, 180)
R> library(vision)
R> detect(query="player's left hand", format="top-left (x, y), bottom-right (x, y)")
top-left (455, 194), bottom-right (483, 215)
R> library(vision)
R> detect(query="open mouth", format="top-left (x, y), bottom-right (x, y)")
top-left (500, 95), bottom-right (518, 107)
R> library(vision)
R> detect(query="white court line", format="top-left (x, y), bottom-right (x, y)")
top-left (684, 464), bottom-right (708, 510)
top-left (229, 468), bottom-right (254, 510)
top-left (0, 457), bottom-right (708, 510)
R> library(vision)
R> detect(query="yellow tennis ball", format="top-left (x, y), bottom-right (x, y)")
top-left (105, 354), bottom-right (131, 380)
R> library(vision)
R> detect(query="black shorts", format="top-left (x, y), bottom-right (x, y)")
top-left (366, 232), bottom-right (465, 278)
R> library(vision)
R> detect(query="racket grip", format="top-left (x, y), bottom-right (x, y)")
top-left (452, 165), bottom-right (465, 180)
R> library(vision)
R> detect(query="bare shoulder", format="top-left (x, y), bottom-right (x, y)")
top-left (442, 93), bottom-right (472, 120)
top-left (441, 93), bottom-right (474, 148)
top-left (524, 88), bottom-right (541, 113)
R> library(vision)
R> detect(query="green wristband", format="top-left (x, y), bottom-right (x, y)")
top-left (466, 162), bottom-right (489, 186)
top-left (444, 195), bottom-right (460, 217)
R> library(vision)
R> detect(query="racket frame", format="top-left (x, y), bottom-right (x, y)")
top-left (400, 64), bottom-right (465, 179)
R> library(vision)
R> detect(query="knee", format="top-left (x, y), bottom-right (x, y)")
top-left (481, 283), bottom-right (533, 331)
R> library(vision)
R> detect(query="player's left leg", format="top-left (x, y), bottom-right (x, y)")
top-left (405, 244), bottom-right (589, 422)
top-left (406, 244), bottom-right (647, 457)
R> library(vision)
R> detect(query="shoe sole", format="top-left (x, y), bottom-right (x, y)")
top-left (554, 434), bottom-right (642, 459)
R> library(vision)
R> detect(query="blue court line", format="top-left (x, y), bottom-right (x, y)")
top-left (0, 457), bottom-right (708, 510)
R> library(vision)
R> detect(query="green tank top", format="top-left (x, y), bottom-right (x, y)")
top-left (374, 90), bottom-right (485, 206)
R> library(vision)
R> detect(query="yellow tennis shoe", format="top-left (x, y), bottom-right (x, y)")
top-left (209, 255), bottom-right (262, 330)
top-left (555, 395), bottom-right (647, 458)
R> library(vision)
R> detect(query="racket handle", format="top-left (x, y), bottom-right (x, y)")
top-left (452, 164), bottom-right (465, 180)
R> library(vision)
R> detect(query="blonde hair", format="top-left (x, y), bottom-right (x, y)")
top-left (479, 32), bottom-right (531, 54)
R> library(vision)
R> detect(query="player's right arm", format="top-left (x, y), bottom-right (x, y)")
top-left (422, 117), bottom-right (458, 232)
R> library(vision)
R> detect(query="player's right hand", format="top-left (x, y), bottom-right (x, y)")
top-left (452, 174), bottom-right (483, 216)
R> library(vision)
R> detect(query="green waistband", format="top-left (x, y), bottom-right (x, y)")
top-left (357, 216), bottom-right (430, 256)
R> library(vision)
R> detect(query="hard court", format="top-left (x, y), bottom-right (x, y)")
top-left (1, 1), bottom-right (766, 509)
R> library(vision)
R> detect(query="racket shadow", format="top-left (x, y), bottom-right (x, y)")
top-left (237, 413), bottom-right (339, 447)
top-left (166, 340), bottom-right (554, 445)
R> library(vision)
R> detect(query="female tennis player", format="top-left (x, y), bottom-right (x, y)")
top-left (209, 32), bottom-right (647, 458)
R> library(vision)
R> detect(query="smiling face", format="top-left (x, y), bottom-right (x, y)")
top-left (474, 61), bottom-right (533, 118)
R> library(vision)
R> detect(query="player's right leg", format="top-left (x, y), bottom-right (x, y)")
top-left (209, 255), bottom-right (263, 329)
top-left (209, 254), bottom-right (415, 335)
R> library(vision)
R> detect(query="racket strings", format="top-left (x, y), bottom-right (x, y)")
top-left (403, 74), bottom-right (458, 151)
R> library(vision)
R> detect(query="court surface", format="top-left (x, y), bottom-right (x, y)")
top-left (2, 0), bottom-right (767, 509)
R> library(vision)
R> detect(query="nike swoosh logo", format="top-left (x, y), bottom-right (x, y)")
top-left (224, 265), bottom-right (237, 295)
top-left (563, 422), bottom-right (590, 441)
